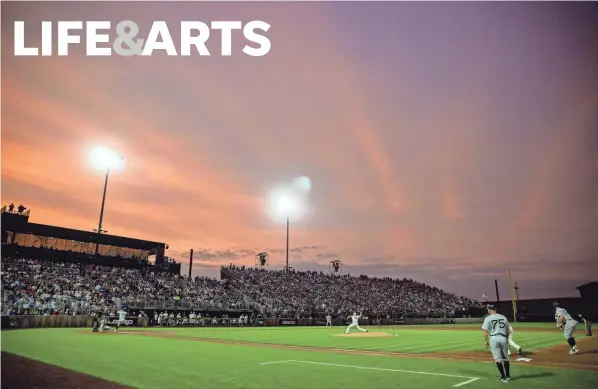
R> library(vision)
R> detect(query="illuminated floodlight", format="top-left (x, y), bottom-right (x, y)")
top-left (266, 187), bottom-right (306, 223)
top-left (276, 194), bottom-right (297, 216)
top-left (88, 146), bottom-right (125, 171)
top-left (294, 176), bottom-right (312, 193)
top-left (265, 178), bottom-right (312, 272)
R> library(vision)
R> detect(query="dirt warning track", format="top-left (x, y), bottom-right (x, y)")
top-left (113, 330), bottom-right (598, 372)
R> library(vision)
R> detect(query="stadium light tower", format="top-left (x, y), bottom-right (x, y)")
top-left (266, 177), bottom-right (311, 272)
top-left (276, 194), bottom-right (297, 272)
top-left (88, 146), bottom-right (125, 254)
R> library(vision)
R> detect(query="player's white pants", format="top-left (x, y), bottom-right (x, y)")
top-left (508, 336), bottom-right (521, 352)
top-left (490, 337), bottom-right (509, 363)
top-left (326, 321), bottom-right (332, 327)
top-left (345, 322), bottom-right (367, 334)
top-left (115, 320), bottom-right (125, 331)
top-left (564, 320), bottom-right (578, 340)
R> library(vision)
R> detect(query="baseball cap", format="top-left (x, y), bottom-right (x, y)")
top-left (486, 304), bottom-right (496, 310)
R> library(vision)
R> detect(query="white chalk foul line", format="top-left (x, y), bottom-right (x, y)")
top-left (260, 360), bottom-right (296, 365)
top-left (453, 378), bottom-right (479, 387)
top-left (260, 360), bottom-right (480, 387)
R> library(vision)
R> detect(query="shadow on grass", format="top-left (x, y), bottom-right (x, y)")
top-left (511, 371), bottom-right (555, 380)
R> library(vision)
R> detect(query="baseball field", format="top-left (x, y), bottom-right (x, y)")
top-left (2, 323), bottom-right (597, 389)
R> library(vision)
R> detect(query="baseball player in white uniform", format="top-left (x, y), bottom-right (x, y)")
top-left (482, 305), bottom-right (511, 383)
top-left (345, 312), bottom-right (368, 334)
top-left (553, 302), bottom-right (579, 354)
top-left (115, 309), bottom-right (127, 332)
top-left (326, 314), bottom-right (332, 327)
top-left (507, 325), bottom-right (523, 355)
top-left (99, 315), bottom-right (111, 332)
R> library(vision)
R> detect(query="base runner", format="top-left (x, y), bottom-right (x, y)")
top-left (507, 325), bottom-right (523, 356)
top-left (345, 312), bottom-right (368, 334)
top-left (482, 305), bottom-right (511, 383)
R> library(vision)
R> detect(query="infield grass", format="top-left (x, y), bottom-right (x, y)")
top-left (2, 324), bottom-right (597, 389)
top-left (162, 324), bottom-right (566, 353)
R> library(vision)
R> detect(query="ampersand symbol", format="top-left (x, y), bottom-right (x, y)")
top-left (113, 20), bottom-right (145, 56)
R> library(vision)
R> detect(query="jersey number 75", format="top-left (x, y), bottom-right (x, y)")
top-left (491, 319), bottom-right (505, 331)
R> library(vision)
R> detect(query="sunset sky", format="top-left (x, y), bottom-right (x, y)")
top-left (2, 2), bottom-right (597, 300)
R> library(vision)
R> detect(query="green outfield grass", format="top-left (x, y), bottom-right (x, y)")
top-left (2, 324), bottom-right (597, 389)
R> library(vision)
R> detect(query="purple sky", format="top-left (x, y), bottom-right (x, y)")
top-left (2, 1), bottom-right (597, 300)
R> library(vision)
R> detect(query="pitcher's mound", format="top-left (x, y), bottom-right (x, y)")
top-left (334, 332), bottom-right (393, 338)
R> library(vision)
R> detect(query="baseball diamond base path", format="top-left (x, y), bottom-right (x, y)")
top-left (0, 352), bottom-right (133, 389)
top-left (333, 331), bottom-right (394, 337)
top-left (115, 330), bottom-right (598, 371)
top-left (411, 326), bottom-right (563, 333)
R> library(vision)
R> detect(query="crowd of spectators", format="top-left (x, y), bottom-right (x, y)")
top-left (223, 265), bottom-right (484, 319)
top-left (1, 257), bottom-right (102, 316)
top-left (1, 257), bottom-right (245, 316)
top-left (1, 257), bottom-right (484, 319)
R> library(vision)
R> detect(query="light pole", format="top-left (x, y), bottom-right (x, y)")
top-left (266, 178), bottom-right (311, 273)
top-left (95, 168), bottom-right (110, 254)
top-left (285, 216), bottom-right (290, 272)
top-left (88, 146), bottom-right (124, 255)
top-left (275, 195), bottom-right (295, 273)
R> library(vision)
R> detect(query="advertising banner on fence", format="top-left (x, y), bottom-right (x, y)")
top-left (394, 320), bottom-right (407, 325)
top-left (255, 319), bottom-right (265, 326)
top-left (313, 320), bottom-right (327, 326)
top-left (279, 319), bottom-right (297, 326)
top-left (106, 316), bottom-right (138, 326)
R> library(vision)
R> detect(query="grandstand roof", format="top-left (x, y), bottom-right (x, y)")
top-left (576, 281), bottom-right (598, 300)
top-left (2, 211), bottom-right (165, 251)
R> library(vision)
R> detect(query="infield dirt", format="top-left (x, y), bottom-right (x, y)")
top-left (333, 331), bottom-right (394, 337)
top-left (411, 326), bottom-right (560, 333)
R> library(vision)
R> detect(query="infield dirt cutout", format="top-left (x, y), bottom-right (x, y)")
top-left (333, 331), bottom-right (394, 338)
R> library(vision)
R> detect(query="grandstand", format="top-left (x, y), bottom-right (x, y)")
top-left (221, 265), bottom-right (486, 319)
top-left (1, 206), bottom-right (178, 273)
